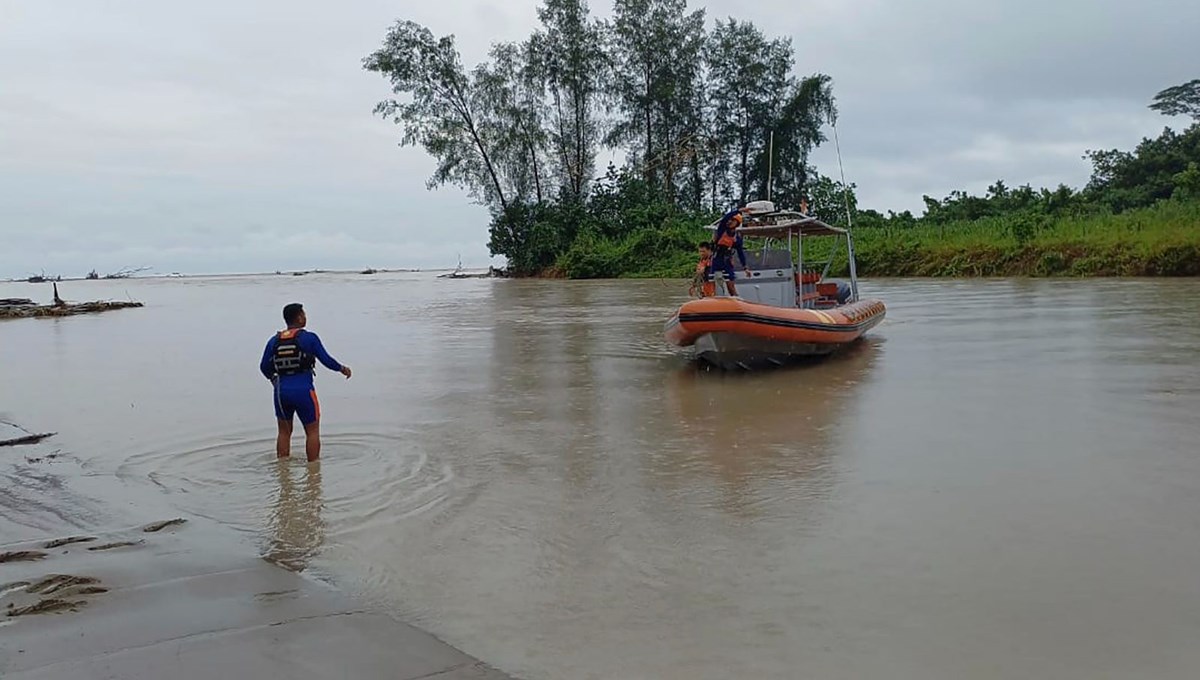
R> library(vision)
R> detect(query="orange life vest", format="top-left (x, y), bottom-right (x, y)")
top-left (715, 212), bottom-right (742, 249)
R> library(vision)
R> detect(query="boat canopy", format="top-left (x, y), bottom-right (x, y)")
top-left (707, 211), bottom-right (847, 239)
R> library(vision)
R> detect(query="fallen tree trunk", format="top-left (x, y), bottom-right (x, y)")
top-left (0, 432), bottom-right (56, 447)
top-left (0, 300), bottom-right (143, 319)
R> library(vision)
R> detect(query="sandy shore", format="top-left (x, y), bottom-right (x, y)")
top-left (0, 426), bottom-right (516, 680)
top-left (1, 518), bottom-right (516, 679)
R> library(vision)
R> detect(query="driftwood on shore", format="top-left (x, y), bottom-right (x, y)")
top-left (0, 283), bottom-right (143, 320)
top-left (0, 300), bottom-right (143, 319)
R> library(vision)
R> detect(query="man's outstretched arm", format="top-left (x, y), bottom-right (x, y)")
top-left (302, 332), bottom-right (343, 372)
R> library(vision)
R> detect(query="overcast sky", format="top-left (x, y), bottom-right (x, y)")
top-left (1, 0), bottom-right (1196, 278)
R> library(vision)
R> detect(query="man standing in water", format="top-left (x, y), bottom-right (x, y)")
top-left (260, 303), bottom-right (351, 462)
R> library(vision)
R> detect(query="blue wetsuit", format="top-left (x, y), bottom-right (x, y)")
top-left (259, 329), bottom-right (343, 425)
top-left (711, 213), bottom-right (748, 281)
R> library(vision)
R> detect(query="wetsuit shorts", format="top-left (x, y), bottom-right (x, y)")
top-left (712, 252), bottom-right (738, 280)
top-left (274, 383), bottom-right (320, 425)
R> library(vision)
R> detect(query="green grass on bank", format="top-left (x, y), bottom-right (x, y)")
top-left (550, 199), bottom-right (1200, 278)
top-left (554, 220), bottom-right (711, 279)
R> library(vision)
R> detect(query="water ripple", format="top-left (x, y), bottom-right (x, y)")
top-left (113, 431), bottom-right (458, 567)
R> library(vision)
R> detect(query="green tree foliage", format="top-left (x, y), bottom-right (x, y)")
top-left (805, 174), bottom-right (856, 225)
top-left (474, 41), bottom-right (549, 205)
top-left (1077, 79), bottom-right (1200, 212)
top-left (1084, 124), bottom-right (1200, 211)
top-left (702, 22), bottom-right (834, 208)
top-left (366, 9), bottom-right (1199, 279)
top-left (1174, 162), bottom-right (1200, 200)
top-left (365, 0), bottom-right (843, 275)
top-left (529, 0), bottom-right (607, 201)
top-left (608, 0), bottom-right (708, 202)
top-left (363, 21), bottom-right (512, 213)
top-left (705, 19), bottom-right (792, 204)
top-left (767, 75), bottom-right (837, 208)
top-left (1149, 78), bottom-right (1200, 121)
top-left (900, 83), bottom-right (1200, 237)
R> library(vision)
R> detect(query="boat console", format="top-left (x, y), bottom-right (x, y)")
top-left (724, 248), bottom-right (794, 307)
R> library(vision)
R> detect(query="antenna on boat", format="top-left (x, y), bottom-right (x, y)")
top-left (767, 130), bottom-right (774, 202)
top-left (832, 122), bottom-right (852, 230)
top-left (831, 114), bottom-right (860, 302)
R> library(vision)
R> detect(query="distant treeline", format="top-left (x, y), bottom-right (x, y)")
top-left (831, 81), bottom-right (1200, 277)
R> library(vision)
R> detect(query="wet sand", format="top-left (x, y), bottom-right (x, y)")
top-left (0, 476), bottom-right (513, 679)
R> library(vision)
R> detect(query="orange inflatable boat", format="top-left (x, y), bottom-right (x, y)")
top-left (664, 201), bottom-right (886, 369)
top-left (666, 296), bottom-right (886, 368)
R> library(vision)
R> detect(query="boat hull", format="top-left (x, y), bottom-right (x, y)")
top-left (664, 297), bottom-right (886, 369)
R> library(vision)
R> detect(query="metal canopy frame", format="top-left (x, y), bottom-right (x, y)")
top-left (706, 212), bottom-right (847, 240)
top-left (709, 213), bottom-right (859, 304)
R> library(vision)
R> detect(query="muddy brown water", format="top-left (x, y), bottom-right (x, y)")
top-left (2, 273), bottom-right (1200, 679)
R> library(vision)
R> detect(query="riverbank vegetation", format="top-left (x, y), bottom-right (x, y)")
top-left (364, 7), bottom-right (1200, 277)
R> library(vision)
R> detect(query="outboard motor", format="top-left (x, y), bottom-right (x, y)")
top-left (835, 281), bottom-right (852, 304)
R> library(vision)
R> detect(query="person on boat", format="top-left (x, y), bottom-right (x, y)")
top-left (711, 207), bottom-right (751, 297)
top-left (260, 303), bottom-right (351, 462)
top-left (689, 242), bottom-right (717, 298)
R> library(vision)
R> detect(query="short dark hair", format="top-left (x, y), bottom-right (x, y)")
top-left (698, 241), bottom-right (712, 250)
top-left (283, 303), bottom-right (304, 325)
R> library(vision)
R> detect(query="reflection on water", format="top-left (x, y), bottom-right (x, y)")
top-left (3, 274), bottom-right (1200, 680)
top-left (262, 460), bottom-right (325, 572)
top-left (656, 338), bottom-right (881, 517)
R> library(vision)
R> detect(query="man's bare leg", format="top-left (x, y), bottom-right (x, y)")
top-left (304, 421), bottom-right (321, 463)
top-left (276, 419), bottom-right (293, 458)
top-left (726, 279), bottom-right (738, 296)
